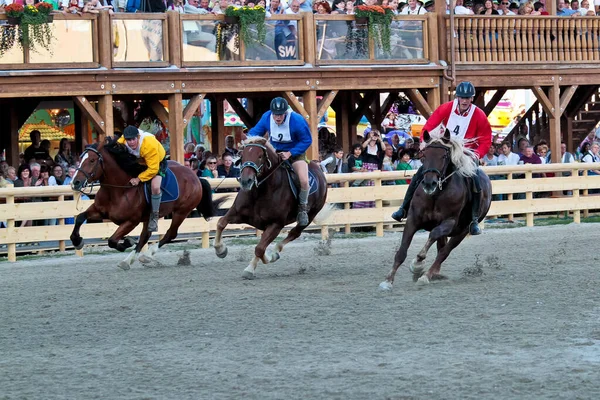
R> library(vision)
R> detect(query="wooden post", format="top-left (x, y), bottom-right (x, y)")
top-left (375, 177), bottom-right (383, 237)
top-left (566, 116), bottom-right (573, 153)
top-left (6, 191), bottom-right (16, 262)
top-left (573, 167), bottom-right (581, 223)
top-left (303, 90), bottom-right (319, 160)
top-left (98, 94), bottom-right (114, 140)
top-left (58, 195), bottom-right (66, 252)
top-left (97, 10), bottom-right (112, 69)
top-left (427, 12), bottom-right (439, 64)
top-left (427, 86), bottom-right (441, 113)
top-left (167, 10), bottom-right (182, 68)
top-left (168, 93), bottom-right (184, 164)
top-left (9, 105), bottom-right (20, 167)
top-left (525, 171), bottom-right (534, 226)
top-left (210, 96), bottom-right (226, 156)
top-left (201, 231), bottom-right (210, 249)
top-left (335, 92), bottom-right (351, 152)
top-left (344, 180), bottom-right (351, 234)
top-left (507, 172), bottom-right (514, 221)
top-left (583, 169), bottom-right (589, 218)
top-left (303, 12), bottom-right (316, 66)
top-left (548, 83), bottom-right (561, 164)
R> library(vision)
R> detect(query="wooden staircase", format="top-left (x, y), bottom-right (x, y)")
top-left (571, 87), bottom-right (600, 143)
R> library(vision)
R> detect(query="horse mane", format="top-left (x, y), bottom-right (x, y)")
top-left (93, 138), bottom-right (147, 177)
top-left (241, 136), bottom-right (277, 155)
top-left (421, 136), bottom-right (478, 177)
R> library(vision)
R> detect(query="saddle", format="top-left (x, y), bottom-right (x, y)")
top-left (144, 166), bottom-right (180, 204)
top-left (281, 161), bottom-right (319, 199)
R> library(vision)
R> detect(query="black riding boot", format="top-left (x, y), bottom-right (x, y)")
top-left (297, 188), bottom-right (309, 227)
top-left (469, 172), bottom-right (482, 236)
top-left (391, 166), bottom-right (424, 222)
top-left (149, 193), bottom-right (161, 233)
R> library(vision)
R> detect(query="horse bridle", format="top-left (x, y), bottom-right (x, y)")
top-left (420, 144), bottom-right (455, 191)
top-left (239, 143), bottom-right (281, 187)
top-left (75, 147), bottom-right (104, 190)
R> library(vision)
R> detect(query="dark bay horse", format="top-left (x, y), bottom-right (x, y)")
top-left (379, 129), bottom-right (492, 290)
top-left (70, 138), bottom-right (217, 270)
top-left (213, 136), bottom-right (328, 279)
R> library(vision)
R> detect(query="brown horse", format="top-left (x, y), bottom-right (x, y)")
top-left (70, 138), bottom-right (218, 270)
top-left (213, 136), bottom-right (328, 279)
top-left (379, 129), bottom-right (492, 290)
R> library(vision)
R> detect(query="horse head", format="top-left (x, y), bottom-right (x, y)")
top-left (238, 137), bottom-right (277, 191)
top-left (72, 144), bottom-right (105, 191)
top-left (420, 129), bottom-right (452, 195)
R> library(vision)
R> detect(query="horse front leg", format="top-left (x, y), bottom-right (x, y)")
top-left (214, 214), bottom-right (230, 259)
top-left (417, 231), bottom-right (469, 285)
top-left (242, 224), bottom-right (283, 280)
top-left (379, 220), bottom-right (419, 291)
top-left (104, 221), bottom-right (138, 270)
top-left (70, 204), bottom-right (103, 250)
top-left (411, 219), bottom-right (456, 280)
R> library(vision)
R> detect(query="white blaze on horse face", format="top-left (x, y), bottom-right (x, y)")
top-left (78, 152), bottom-right (89, 169)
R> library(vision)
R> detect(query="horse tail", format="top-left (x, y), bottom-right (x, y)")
top-left (197, 178), bottom-right (228, 219)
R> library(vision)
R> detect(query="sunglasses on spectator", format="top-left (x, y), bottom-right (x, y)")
top-left (501, 2), bottom-right (509, 4)
top-left (207, 161), bottom-right (217, 164)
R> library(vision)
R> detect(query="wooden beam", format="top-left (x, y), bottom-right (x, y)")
top-left (406, 88), bottom-right (433, 118)
top-left (483, 89), bottom-right (507, 116)
top-left (532, 86), bottom-right (555, 118)
top-left (548, 82), bottom-right (561, 164)
top-left (168, 93), bottom-right (184, 164)
top-left (566, 85), bottom-right (599, 118)
top-left (183, 94), bottom-right (205, 128)
top-left (225, 96), bottom-right (254, 129)
top-left (211, 96), bottom-right (226, 156)
top-left (317, 90), bottom-right (338, 120)
top-left (334, 92), bottom-right (351, 152)
top-left (282, 91), bottom-right (308, 119)
top-left (566, 116), bottom-right (574, 154)
top-left (426, 87), bottom-right (441, 113)
top-left (97, 94), bottom-right (113, 140)
top-left (150, 100), bottom-right (169, 126)
top-left (72, 96), bottom-right (105, 136)
top-left (303, 90), bottom-right (319, 160)
top-left (559, 85), bottom-right (578, 117)
top-left (350, 92), bottom-right (378, 126)
top-left (381, 92), bottom-right (400, 116)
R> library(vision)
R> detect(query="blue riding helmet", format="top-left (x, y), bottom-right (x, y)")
top-left (123, 125), bottom-right (139, 140)
top-left (455, 81), bottom-right (476, 98)
top-left (270, 97), bottom-right (289, 115)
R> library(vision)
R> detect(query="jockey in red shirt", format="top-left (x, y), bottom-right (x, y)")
top-left (391, 81), bottom-right (493, 235)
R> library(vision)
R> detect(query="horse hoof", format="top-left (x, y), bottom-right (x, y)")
top-left (430, 274), bottom-right (448, 281)
top-left (216, 247), bottom-right (228, 259)
top-left (271, 252), bottom-right (280, 263)
top-left (74, 241), bottom-right (84, 251)
top-left (123, 237), bottom-right (135, 249)
top-left (416, 275), bottom-right (430, 285)
top-left (117, 261), bottom-right (131, 271)
top-left (379, 281), bottom-right (393, 291)
top-left (138, 255), bottom-right (153, 264)
top-left (409, 259), bottom-right (424, 274)
top-left (242, 270), bottom-right (255, 280)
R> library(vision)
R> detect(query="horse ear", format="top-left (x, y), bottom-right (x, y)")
top-left (423, 130), bottom-right (431, 143)
top-left (442, 129), bottom-right (451, 143)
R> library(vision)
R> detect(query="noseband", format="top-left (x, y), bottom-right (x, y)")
top-left (75, 147), bottom-right (104, 189)
top-left (421, 144), bottom-right (453, 191)
top-left (238, 143), bottom-right (278, 188)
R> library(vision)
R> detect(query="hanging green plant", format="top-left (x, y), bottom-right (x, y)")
top-left (224, 5), bottom-right (266, 49)
top-left (354, 5), bottom-right (394, 56)
top-left (0, 2), bottom-right (54, 57)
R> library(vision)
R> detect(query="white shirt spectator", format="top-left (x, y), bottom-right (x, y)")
top-left (400, 5), bottom-right (427, 14)
top-left (497, 152), bottom-right (521, 166)
top-left (454, 5), bottom-right (474, 14)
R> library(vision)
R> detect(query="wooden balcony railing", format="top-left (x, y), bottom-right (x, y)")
top-left (448, 16), bottom-right (600, 64)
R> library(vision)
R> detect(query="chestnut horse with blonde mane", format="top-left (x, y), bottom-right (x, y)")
top-left (213, 136), bottom-right (328, 279)
top-left (380, 129), bottom-right (492, 290)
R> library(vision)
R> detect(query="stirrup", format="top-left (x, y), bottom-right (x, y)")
top-left (391, 208), bottom-right (406, 222)
top-left (469, 220), bottom-right (481, 236)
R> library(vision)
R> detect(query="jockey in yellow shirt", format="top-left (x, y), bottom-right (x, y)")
top-left (118, 126), bottom-right (167, 233)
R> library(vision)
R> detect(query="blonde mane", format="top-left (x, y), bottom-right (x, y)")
top-left (241, 136), bottom-right (276, 154)
top-left (420, 136), bottom-right (478, 177)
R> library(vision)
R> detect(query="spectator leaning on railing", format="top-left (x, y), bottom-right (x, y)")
top-left (557, 0), bottom-right (578, 14)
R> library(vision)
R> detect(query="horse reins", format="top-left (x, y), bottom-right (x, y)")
top-left (421, 144), bottom-right (454, 191)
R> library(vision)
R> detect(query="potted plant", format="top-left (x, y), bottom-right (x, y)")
top-left (224, 5), bottom-right (266, 48)
top-left (36, 2), bottom-right (55, 23)
top-left (5, 3), bottom-right (24, 25)
top-left (354, 5), bottom-right (394, 55)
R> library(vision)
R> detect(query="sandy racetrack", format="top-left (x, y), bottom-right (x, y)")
top-left (1, 224), bottom-right (599, 399)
